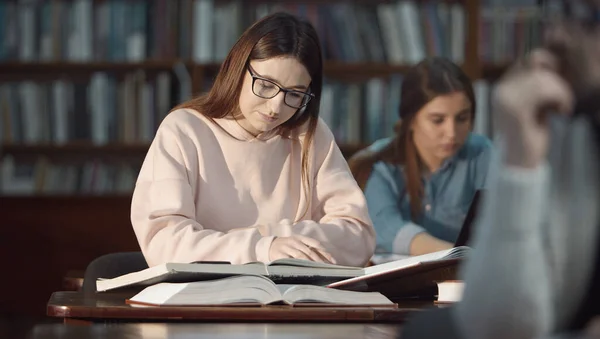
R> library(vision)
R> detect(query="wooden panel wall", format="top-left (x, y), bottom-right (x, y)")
top-left (0, 196), bottom-right (140, 316)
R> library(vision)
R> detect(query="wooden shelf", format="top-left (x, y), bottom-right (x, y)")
top-left (1, 143), bottom-right (150, 155)
top-left (202, 61), bottom-right (418, 79)
top-left (0, 194), bottom-right (133, 200)
top-left (1, 142), bottom-right (366, 159)
top-left (482, 63), bottom-right (510, 79)
top-left (0, 143), bottom-right (149, 163)
top-left (0, 61), bottom-right (193, 74)
top-left (0, 61), bottom-right (420, 76)
top-left (243, 0), bottom-right (465, 3)
top-left (324, 62), bottom-right (413, 79)
top-left (0, 61), bottom-right (475, 84)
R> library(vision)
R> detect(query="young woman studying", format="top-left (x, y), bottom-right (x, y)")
top-left (349, 58), bottom-right (493, 257)
top-left (130, 13), bottom-right (375, 268)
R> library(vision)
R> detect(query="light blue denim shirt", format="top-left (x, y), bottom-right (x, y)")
top-left (364, 133), bottom-right (493, 255)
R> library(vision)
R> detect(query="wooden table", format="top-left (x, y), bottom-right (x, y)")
top-left (47, 291), bottom-right (436, 324)
top-left (29, 322), bottom-right (406, 339)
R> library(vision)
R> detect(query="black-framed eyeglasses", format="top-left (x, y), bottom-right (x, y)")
top-left (247, 65), bottom-right (315, 109)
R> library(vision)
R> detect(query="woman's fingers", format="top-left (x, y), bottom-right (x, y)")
top-left (279, 241), bottom-right (323, 263)
top-left (293, 235), bottom-right (337, 264)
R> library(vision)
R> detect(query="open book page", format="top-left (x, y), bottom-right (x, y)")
top-left (97, 258), bottom-right (364, 292)
top-left (276, 284), bottom-right (394, 306)
top-left (436, 280), bottom-right (464, 303)
top-left (264, 259), bottom-right (364, 281)
top-left (96, 261), bottom-right (269, 292)
top-left (326, 247), bottom-right (469, 289)
top-left (126, 275), bottom-right (395, 307)
top-left (266, 258), bottom-right (361, 270)
top-left (370, 254), bottom-right (410, 265)
top-left (128, 275), bottom-right (282, 306)
top-left (364, 246), bottom-right (469, 276)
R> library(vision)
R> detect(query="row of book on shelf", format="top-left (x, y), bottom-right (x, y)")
top-left (96, 246), bottom-right (468, 307)
top-left (0, 156), bottom-right (139, 196)
top-left (0, 72), bottom-right (493, 147)
top-left (2, 0), bottom-right (566, 65)
top-left (480, 5), bottom-right (544, 63)
top-left (0, 0), bottom-right (467, 65)
top-left (479, 0), bottom-right (573, 62)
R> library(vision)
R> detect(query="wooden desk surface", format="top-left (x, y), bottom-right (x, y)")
top-left (29, 322), bottom-right (405, 339)
top-left (47, 291), bottom-right (436, 323)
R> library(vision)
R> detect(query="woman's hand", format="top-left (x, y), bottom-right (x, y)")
top-left (544, 19), bottom-right (600, 111)
top-left (269, 235), bottom-right (336, 264)
top-left (492, 49), bottom-right (574, 169)
top-left (493, 15), bottom-right (600, 169)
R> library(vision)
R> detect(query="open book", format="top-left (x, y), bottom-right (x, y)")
top-left (125, 275), bottom-right (395, 307)
top-left (435, 280), bottom-right (464, 304)
top-left (327, 246), bottom-right (468, 290)
top-left (97, 258), bottom-right (362, 292)
top-left (98, 247), bottom-right (469, 293)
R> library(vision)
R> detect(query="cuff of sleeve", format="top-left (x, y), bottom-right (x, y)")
top-left (392, 222), bottom-right (427, 255)
top-left (255, 236), bottom-right (276, 263)
top-left (491, 163), bottom-right (551, 236)
top-left (501, 163), bottom-right (550, 184)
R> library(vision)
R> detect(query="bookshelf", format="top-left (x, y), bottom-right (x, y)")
top-left (0, 0), bottom-right (548, 318)
top-left (0, 0), bottom-right (485, 197)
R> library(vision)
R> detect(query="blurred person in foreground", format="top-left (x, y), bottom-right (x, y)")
top-left (403, 1), bottom-right (600, 338)
top-left (454, 1), bottom-right (600, 338)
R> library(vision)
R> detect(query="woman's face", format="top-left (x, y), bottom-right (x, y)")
top-left (236, 56), bottom-right (312, 136)
top-left (411, 91), bottom-right (473, 166)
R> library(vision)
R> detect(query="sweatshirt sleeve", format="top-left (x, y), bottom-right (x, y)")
top-left (453, 163), bottom-right (553, 339)
top-left (453, 117), bottom-right (600, 339)
top-left (255, 121), bottom-right (376, 267)
top-left (472, 137), bottom-right (494, 190)
top-left (130, 115), bottom-right (274, 267)
top-left (364, 162), bottom-right (426, 255)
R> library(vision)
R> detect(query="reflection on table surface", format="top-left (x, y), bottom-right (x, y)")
top-left (29, 322), bottom-right (404, 339)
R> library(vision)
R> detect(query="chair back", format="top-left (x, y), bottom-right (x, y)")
top-left (82, 252), bottom-right (148, 294)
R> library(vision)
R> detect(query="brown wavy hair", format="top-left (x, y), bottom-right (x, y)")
top-left (174, 12), bottom-right (323, 218)
top-left (348, 57), bottom-right (475, 220)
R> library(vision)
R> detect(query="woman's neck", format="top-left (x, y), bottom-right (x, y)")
top-left (232, 113), bottom-right (260, 137)
top-left (413, 142), bottom-right (444, 174)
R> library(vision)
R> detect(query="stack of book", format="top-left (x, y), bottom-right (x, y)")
top-left (96, 247), bottom-right (470, 307)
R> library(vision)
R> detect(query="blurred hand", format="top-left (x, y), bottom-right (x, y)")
top-left (269, 235), bottom-right (336, 264)
top-left (544, 19), bottom-right (600, 113)
top-left (493, 7), bottom-right (600, 169)
top-left (492, 49), bottom-right (574, 168)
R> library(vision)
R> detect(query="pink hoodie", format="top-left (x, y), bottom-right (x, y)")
top-left (130, 109), bottom-right (375, 267)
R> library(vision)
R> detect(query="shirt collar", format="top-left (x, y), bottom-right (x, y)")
top-left (214, 116), bottom-right (280, 142)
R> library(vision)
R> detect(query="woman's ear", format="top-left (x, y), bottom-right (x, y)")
top-left (394, 120), bottom-right (403, 133)
top-left (288, 105), bottom-right (307, 123)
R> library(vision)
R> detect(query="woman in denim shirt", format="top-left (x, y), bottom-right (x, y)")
top-left (349, 57), bottom-right (493, 256)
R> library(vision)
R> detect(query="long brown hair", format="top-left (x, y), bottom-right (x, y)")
top-left (349, 57), bottom-right (475, 220)
top-left (174, 12), bottom-right (323, 218)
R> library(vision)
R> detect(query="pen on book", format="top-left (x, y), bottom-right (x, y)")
top-left (191, 261), bottom-right (231, 264)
